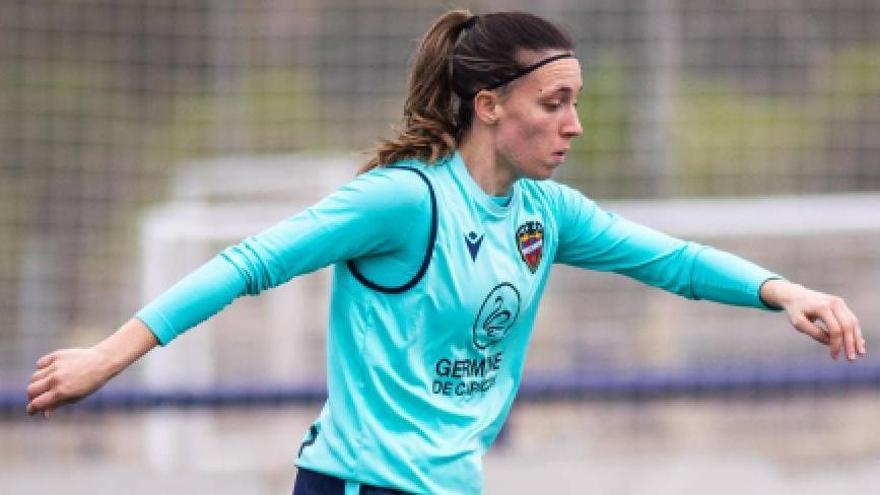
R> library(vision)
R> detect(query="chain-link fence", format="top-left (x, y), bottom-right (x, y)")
top-left (2, 1), bottom-right (879, 493)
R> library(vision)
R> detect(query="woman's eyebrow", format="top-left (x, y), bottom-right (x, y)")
top-left (541, 85), bottom-right (581, 96)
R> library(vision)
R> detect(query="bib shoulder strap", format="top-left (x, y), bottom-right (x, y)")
top-left (345, 165), bottom-right (437, 294)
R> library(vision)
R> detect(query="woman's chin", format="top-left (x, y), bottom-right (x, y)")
top-left (525, 165), bottom-right (558, 181)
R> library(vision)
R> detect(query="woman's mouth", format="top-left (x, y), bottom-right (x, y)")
top-left (552, 150), bottom-right (568, 162)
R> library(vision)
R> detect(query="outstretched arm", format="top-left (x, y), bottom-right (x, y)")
top-left (26, 317), bottom-right (158, 418)
top-left (24, 166), bottom-right (430, 417)
top-left (760, 279), bottom-right (866, 362)
top-left (550, 183), bottom-right (867, 362)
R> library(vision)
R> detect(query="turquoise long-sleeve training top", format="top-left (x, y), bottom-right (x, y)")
top-left (136, 151), bottom-right (781, 494)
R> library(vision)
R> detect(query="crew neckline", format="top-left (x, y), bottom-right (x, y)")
top-left (490, 193), bottom-right (513, 207)
top-left (449, 151), bottom-right (519, 217)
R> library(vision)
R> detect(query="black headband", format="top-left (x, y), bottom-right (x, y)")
top-left (466, 53), bottom-right (575, 97)
top-left (485, 53), bottom-right (574, 91)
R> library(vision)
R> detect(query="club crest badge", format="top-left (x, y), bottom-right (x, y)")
top-left (516, 221), bottom-right (543, 273)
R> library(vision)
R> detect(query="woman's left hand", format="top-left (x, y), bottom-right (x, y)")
top-left (760, 279), bottom-right (867, 362)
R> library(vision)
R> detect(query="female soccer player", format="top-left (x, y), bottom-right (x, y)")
top-left (26, 9), bottom-right (865, 495)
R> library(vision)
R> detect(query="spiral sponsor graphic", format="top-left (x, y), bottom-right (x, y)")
top-left (516, 220), bottom-right (543, 273)
top-left (472, 282), bottom-right (521, 350)
top-left (430, 283), bottom-right (520, 397)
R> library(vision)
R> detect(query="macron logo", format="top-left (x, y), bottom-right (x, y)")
top-left (465, 231), bottom-right (484, 262)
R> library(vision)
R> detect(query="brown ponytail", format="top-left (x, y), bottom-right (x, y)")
top-left (361, 9), bottom-right (472, 173)
top-left (361, 10), bottom-right (574, 173)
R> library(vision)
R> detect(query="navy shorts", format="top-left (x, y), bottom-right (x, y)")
top-left (292, 468), bottom-right (408, 495)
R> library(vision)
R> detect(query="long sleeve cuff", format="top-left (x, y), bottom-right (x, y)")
top-left (691, 247), bottom-right (785, 312)
top-left (135, 255), bottom-right (247, 346)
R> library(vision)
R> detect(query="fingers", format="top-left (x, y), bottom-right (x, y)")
top-left (26, 382), bottom-right (75, 417)
top-left (27, 390), bottom-right (58, 416)
top-left (809, 297), bottom-right (865, 362)
top-left (792, 316), bottom-right (831, 346)
top-left (31, 364), bottom-right (54, 382)
top-left (36, 352), bottom-right (57, 369)
top-left (830, 300), bottom-right (866, 359)
top-left (27, 375), bottom-right (53, 401)
top-left (828, 305), bottom-right (855, 362)
top-left (815, 307), bottom-right (843, 360)
top-left (26, 358), bottom-right (58, 416)
top-left (855, 324), bottom-right (867, 356)
top-left (25, 348), bottom-right (104, 417)
top-left (26, 374), bottom-right (60, 416)
top-left (26, 367), bottom-right (53, 416)
top-left (27, 354), bottom-right (65, 416)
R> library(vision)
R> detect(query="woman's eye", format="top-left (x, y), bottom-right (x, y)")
top-left (543, 101), bottom-right (562, 110)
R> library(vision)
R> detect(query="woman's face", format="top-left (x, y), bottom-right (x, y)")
top-left (493, 54), bottom-right (583, 180)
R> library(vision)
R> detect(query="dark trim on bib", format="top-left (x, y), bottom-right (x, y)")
top-left (297, 423), bottom-right (319, 458)
top-left (346, 165), bottom-right (437, 294)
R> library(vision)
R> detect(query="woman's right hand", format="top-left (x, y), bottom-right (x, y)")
top-left (25, 317), bottom-right (160, 418)
top-left (26, 346), bottom-right (114, 418)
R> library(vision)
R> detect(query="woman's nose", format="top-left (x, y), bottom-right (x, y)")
top-left (562, 111), bottom-right (583, 138)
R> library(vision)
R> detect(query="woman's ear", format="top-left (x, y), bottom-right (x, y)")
top-left (473, 89), bottom-right (500, 125)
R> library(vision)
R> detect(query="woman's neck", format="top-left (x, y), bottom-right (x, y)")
top-left (458, 134), bottom-right (516, 196)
